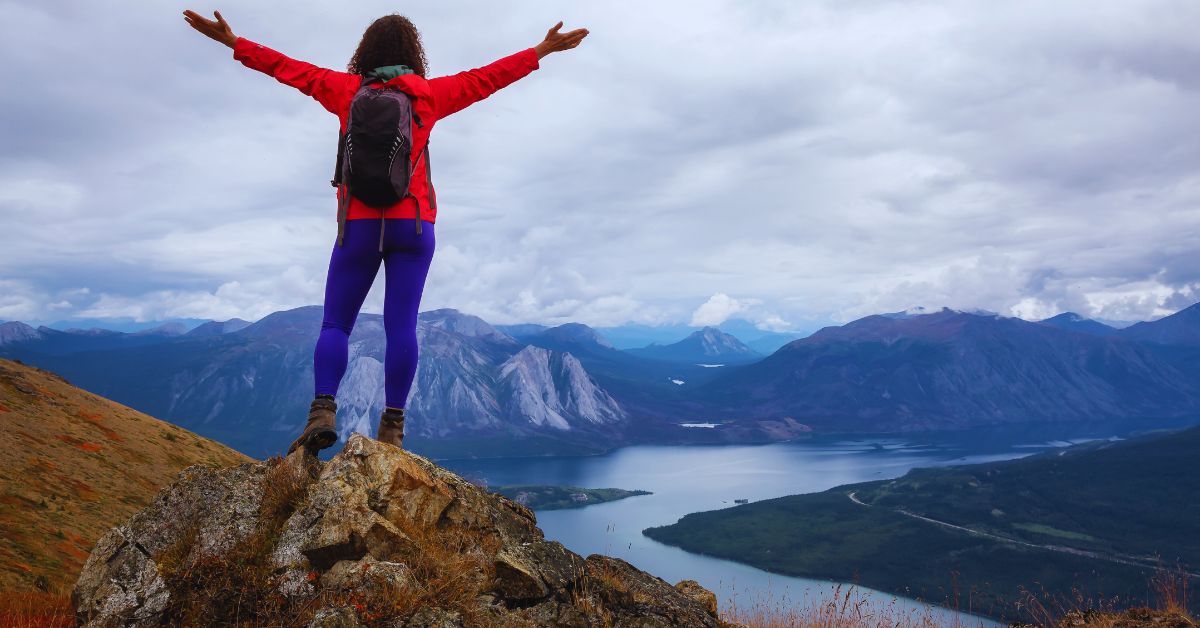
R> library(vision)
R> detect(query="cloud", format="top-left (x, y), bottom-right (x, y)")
top-left (2, 0), bottom-right (1198, 328)
top-left (690, 293), bottom-right (756, 327)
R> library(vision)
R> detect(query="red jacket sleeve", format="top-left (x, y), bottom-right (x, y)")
top-left (428, 48), bottom-right (540, 121)
top-left (232, 37), bottom-right (358, 117)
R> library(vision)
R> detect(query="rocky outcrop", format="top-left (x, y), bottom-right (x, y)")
top-left (72, 434), bottom-right (719, 627)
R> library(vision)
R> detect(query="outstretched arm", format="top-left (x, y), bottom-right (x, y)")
top-left (183, 9), bottom-right (355, 116)
top-left (429, 21), bottom-right (588, 121)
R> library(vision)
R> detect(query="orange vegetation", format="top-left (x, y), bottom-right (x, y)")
top-left (0, 592), bottom-right (72, 628)
top-left (0, 358), bottom-right (250, 594)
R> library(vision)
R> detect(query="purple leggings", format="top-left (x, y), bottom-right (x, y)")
top-left (313, 218), bottom-right (435, 408)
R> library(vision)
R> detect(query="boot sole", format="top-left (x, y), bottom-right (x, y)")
top-left (288, 428), bottom-right (338, 455)
top-left (306, 428), bottom-right (338, 451)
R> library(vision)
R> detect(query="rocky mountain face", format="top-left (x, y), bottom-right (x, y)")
top-left (0, 358), bottom-right (249, 593)
top-left (630, 327), bottom-right (761, 364)
top-left (0, 308), bottom-right (629, 459)
top-left (499, 347), bottom-right (626, 429)
top-left (0, 321), bottom-right (41, 345)
top-left (694, 308), bottom-right (1200, 432)
top-left (72, 435), bottom-right (720, 627)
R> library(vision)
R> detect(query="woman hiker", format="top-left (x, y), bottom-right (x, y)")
top-left (183, 10), bottom-right (588, 455)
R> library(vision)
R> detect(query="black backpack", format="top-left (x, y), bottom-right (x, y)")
top-left (332, 76), bottom-right (434, 248)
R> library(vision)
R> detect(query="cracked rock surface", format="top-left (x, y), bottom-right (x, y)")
top-left (73, 434), bottom-right (720, 627)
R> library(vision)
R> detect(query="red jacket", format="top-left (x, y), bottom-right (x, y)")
top-left (232, 37), bottom-right (540, 223)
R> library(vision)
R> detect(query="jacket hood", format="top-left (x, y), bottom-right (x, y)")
top-left (365, 64), bottom-right (414, 81)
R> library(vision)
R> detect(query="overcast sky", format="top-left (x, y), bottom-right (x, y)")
top-left (2, 0), bottom-right (1198, 330)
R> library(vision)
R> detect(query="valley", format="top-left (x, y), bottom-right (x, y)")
top-left (643, 426), bottom-right (1200, 622)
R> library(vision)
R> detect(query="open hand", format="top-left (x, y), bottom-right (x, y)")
top-left (534, 22), bottom-right (588, 59)
top-left (183, 9), bottom-right (237, 48)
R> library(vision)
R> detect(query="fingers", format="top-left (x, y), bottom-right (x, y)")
top-left (214, 10), bottom-right (228, 27)
top-left (183, 9), bottom-right (213, 28)
top-left (539, 21), bottom-right (587, 56)
top-left (555, 30), bottom-right (588, 50)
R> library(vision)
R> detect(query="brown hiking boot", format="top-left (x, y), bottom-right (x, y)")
top-left (376, 407), bottom-right (405, 449)
top-left (287, 397), bottom-right (338, 456)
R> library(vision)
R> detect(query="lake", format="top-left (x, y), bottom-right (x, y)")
top-left (443, 423), bottom-right (1136, 626)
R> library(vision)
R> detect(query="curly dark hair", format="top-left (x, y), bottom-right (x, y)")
top-left (347, 14), bottom-right (428, 77)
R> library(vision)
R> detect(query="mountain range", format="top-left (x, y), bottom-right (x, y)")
top-left (3, 303), bottom-right (1199, 459)
top-left (690, 306), bottom-right (1200, 432)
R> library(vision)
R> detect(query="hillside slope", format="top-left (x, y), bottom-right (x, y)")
top-left (0, 359), bottom-right (249, 592)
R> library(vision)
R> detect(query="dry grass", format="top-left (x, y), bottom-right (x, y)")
top-left (716, 567), bottom-right (1197, 627)
top-left (715, 578), bottom-right (1195, 628)
top-left (569, 562), bottom-right (613, 625)
top-left (311, 519), bottom-right (498, 625)
top-left (156, 455), bottom-right (319, 626)
top-left (260, 454), bottom-right (321, 524)
top-left (719, 582), bottom-right (952, 628)
top-left (1153, 565), bottom-right (1193, 616)
top-left (1012, 564), bottom-right (1195, 627)
top-left (0, 591), bottom-right (73, 627)
top-left (0, 358), bottom-right (250, 592)
top-left (356, 515), bottom-right (500, 623)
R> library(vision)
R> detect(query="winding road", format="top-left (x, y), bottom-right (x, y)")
top-left (845, 491), bottom-right (1200, 577)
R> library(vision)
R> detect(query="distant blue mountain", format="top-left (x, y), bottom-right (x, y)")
top-left (0, 320), bottom-right (190, 355)
top-left (185, 318), bottom-right (251, 338)
top-left (1038, 312), bottom-right (1119, 336)
top-left (594, 319), bottom-right (809, 353)
top-left (494, 323), bottom-right (549, 341)
top-left (629, 327), bottom-right (761, 364)
top-left (694, 306), bottom-right (1200, 433)
top-left (1119, 302), bottom-right (1200, 346)
top-left (41, 317), bottom-right (211, 334)
top-left (593, 323), bottom-right (701, 349)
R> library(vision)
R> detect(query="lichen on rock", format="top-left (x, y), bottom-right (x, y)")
top-left (72, 434), bottom-right (720, 627)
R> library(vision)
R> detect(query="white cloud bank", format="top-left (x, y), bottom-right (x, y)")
top-left (1, 0), bottom-right (1198, 327)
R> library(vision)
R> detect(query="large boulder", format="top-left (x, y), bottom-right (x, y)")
top-left (72, 434), bottom-right (720, 627)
